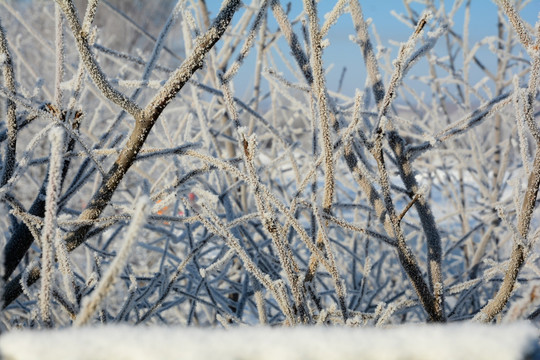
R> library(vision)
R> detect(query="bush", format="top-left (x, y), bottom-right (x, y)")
top-left (0, 0), bottom-right (539, 328)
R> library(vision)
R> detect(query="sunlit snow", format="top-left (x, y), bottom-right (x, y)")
top-left (1, 323), bottom-right (539, 360)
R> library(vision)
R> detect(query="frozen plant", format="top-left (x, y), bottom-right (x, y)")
top-left (0, 0), bottom-right (538, 330)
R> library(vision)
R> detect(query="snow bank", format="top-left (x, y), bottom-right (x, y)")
top-left (1, 323), bottom-right (538, 360)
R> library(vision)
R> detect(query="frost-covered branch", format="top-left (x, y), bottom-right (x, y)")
top-left (56, 0), bottom-right (143, 117)
top-left (0, 18), bottom-right (17, 186)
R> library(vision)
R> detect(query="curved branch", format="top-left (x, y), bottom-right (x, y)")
top-left (56, 0), bottom-right (142, 117)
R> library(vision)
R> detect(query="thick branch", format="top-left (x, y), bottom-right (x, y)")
top-left (373, 134), bottom-right (443, 322)
top-left (350, 2), bottom-right (445, 321)
top-left (0, 19), bottom-right (17, 186)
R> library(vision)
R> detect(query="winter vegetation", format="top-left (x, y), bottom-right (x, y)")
top-left (0, 0), bottom-right (539, 357)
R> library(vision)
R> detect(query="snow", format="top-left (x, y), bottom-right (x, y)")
top-left (0, 323), bottom-right (538, 360)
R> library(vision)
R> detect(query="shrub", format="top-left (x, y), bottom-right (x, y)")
top-left (0, 0), bottom-right (539, 328)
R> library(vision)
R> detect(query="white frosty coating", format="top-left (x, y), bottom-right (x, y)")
top-left (222, 0), bottom-right (269, 83)
top-left (151, 192), bottom-right (176, 214)
top-left (504, 283), bottom-right (540, 322)
top-left (54, 3), bottom-right (65, 107)
top-left (75, 196), bottom-right (151, 326)
top-left (19, 259), bottom-right (40, 300)
top-left (202, 248), bottom-right (235, 276)
top-left (0, 323), bottom-right (538, 360)
top-left (0, 122), bottom-right (55, 200)
top-left (39, 126), bottom-right (65, 324)
top-left (58, 0), bottom-right (142, 117)
top-left (320, 0), bottom-right (347, 37)
top-left (191, 185), bottom-right (218, 209)
top-left (0, 0), bottom-right (538, 334)
top-left (514, 76), bottom-right (532, 175)
top-left (321, 38), bottom-right (330, 48)
top-left (114, 79), bottom-right (165, 90)
top-left (54, 229), bottom-right (77, 304)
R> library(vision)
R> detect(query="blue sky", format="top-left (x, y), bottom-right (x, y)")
top-left (317, 1), bottom-right (538, 95)
top-left (205, 1), bottom-right (539, 98)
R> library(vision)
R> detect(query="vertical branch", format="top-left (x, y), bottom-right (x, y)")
top-left (491, 8), bottom-right (509, 195)
top-left (302, 0), bottom-right (337, 293)
top-left (39, 127), bottom-right (65, 326)
top-left (475, 10), bottom-right (540, 322)
top-left (303, 0), bottom-right (334, 214)
top-left (247, 2), bottom-right (268, 135)
top-left (388, 132), bottom-right (445, 320)
top-left (374, 11), bottom-right (430, 128)
top-left (457, 1), bottom-right (471, 239)
top-left (498, 0), bottom-right (532, 50)
top-left (55, 0), bottom-right (142, 117)
top-left (220, 0), bottom-right (270, 212)
top-left (197, 0), bottom-right (211, 30)
top-left (222, 0), bottom-right (269, 83)
top-left (270, 0), bottom-right (313, 85)
top-left (240, 131), bottom-right (307, 321)
top-left (349, 0), bottom-right (385, 107)
top-left (523, 29), bottom-right (540, 142)
top-left (54, 231), bottom-right (76, 304)
top-left (484, 9), bottom-right (511, 275)
top-left (462, 0), bottom-right (471, 108)
top-left (475, 147), bottom-right (540, 322)
top-left (0, 121), bottom-right (56, 279)
top-left (0, 18), bottom-right (17, 186)
top-left (313, 204), bottom-right (347, 320)
top-left (372, 130), bottom-right (442, 322)
top-left (194, 201), bottom-right (296, 324)
top-left (251, 276), bottom-right (267, 324)
top-left (54, 3), bottom-right (65, 107)
top-left (350, 2), bottom-right (445, 321)
top-left (0, 0), bottom-right (96, 286)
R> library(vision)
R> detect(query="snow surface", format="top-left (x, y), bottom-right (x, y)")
top-left (0, 323), bottom-right (539, 360)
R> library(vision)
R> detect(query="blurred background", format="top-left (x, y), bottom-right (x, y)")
top-left (7, 0), bottom-right (539, 99)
